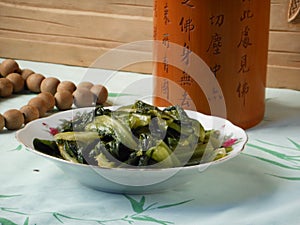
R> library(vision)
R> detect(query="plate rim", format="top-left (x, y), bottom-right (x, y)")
top-left (16, 106), bottom-right (248, 172)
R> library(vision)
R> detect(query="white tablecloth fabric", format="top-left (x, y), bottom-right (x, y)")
top-left (1, 59), bottom-right (300, 225)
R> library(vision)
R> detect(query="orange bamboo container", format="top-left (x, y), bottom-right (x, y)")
top-left (153, 0), bottom-right (271, 129)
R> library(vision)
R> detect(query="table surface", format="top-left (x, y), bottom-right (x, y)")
top-left (1, 59), bottom-right (300, 225)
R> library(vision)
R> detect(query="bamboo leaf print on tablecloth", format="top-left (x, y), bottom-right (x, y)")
top-left (23, 217), bottom-right (29, 225)
top-left (8, 144), bottom-right (23, 152)
top-left (244, 138), bottom-right (300, 180)
top-left (124, 195), bottom-right (146, 213)
top-left (0, 218), bottom-right (19, 225)
top-left (0, 193), bottom-right (192, 225)
top-left (0, 194), bottom-right (21, 199)
top-left (130, 215), bottom-right (173, 225)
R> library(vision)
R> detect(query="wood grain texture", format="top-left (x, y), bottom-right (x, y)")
top-left (0, 0), bottom-right (153, 71)
top-left (0, 0), bottom-right (299, 89)
top-left (268, 0), bottom-right (300, 89)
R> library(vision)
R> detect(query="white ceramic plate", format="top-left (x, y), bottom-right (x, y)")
top-left (16, 107), bottom-right (247, 194)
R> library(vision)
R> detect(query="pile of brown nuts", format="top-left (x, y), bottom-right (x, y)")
top-left (0, 59), bottom-right (108, 131)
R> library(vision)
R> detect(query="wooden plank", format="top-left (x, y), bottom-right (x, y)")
top-left (0, 0), bottom-right (153, 17)
top-left (269, 31), bottom-right (300, 52)
top-left (267, 65), bottom-right (300, 90)
top-left (0, 29), bottom-right (121, 49)
top-left (0, 1), bottom-right (153, 43)
top-left (268, 0), bottom-right (300, 89)
top-left (268, 51), bottom-right (300, 68)
top-left (0, 37), bottom-right (153, 74)
top-left (270, 0), bottom-right (300, 31)
top-left (0, 0), bottom-right (153, 69)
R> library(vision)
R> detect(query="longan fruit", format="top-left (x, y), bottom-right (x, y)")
top-left (0, 59), bottom-right (19, 77)
top-left (6, 73), bottom-right (25, 93)
top-left (26, 73), bottom-right (45, 93)
top-left (21, 69), bottom-right (34, 81)
top-left (20, 105), bottom-right (40, 124)
top-left (28, 97), bottom-right (48, 117)
top-left (3, 109), bottom-right (24, 130)
top-left (0, 78), bottom-right (13, 97)
top-left (56, 81), bottom-right (76, 93)
top-left (77, 81), bottom-right (93, 89)
top-left (37, 92), bottom-right (56, 111)
top-left (40, 77), bottom-right (60, 95)
top-left (54, 90), bottom-right (73, 110)
top-left (0, 114), bottom-right (5, 131)
top-left (90, 84), bottom-right (108, 104)
top-left (73, 88), bottom-right (95, 108)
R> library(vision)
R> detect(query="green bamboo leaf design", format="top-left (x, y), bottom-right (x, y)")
top-left (156, 199), bottom-right (193, 209)
top-left (23, 217), bottom-right (29, 225)
top-left (242, 153), bottom-right (300, 170)
top-left (140, 196), bottom-right (146, 208)
top-left (255, 139), bottom-right (299, 151)
top-left (108, 93), bottom-right (136, 98)
top-left (131, 215), bottom-right (173, 225)
top-left (52, 212), bottom-right (97, 223)
top-left (247, 143), bottom-right (300, 162)
top-left (267, 174), bottom-right (300, 181)
top-left (0, 207), bottom-right (27, 215)
top-left (52, 212), bottom-right (64, 223)
top-left (124, 195), bottom-right (145, 213)
top-left (8, 145), bottom-right (23, 151)
top-left (143, 202), bottom-right (159, 211)
top-left (0, 194), bottom-right (21, 199)
top-left (288, 138), bottom-right (300, 150)
top-left (0, 218), bottom-right (18, 225)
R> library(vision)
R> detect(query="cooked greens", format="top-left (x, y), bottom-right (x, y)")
top-left (33, 101), bottom-right (235, 168)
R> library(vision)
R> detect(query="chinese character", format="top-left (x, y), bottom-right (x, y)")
top-left (181, 42), bottom-right (192, 66)
top-left (161, 79), bottom-right (169, 99)
top-left (237, 26), bottom-right (252, 48)
top-left (238, 54), bottom-right (250, 73)
top-left (179, 17), bottom-right (195, 41)
top-left (180, 72), bottom-right (192, 86)
top-left (210, 64), bottom-right (222, 77)
top-left (240, 9), bottom-right (254, 21)
top-left (164, 3), bottom-right (170, 25)
top-left (180, 91), bottom-right (192, 108)
top-left (207, 33), bottom-right (222, 55)
top-left (163, 56), bottom-right (169, 73)
top-left (162, 33), bottom-right (169, 48)
top-left (209, 14), bottom-right (225, 27)
top-left (208, 87), bottom-right (223, 101)
top-left (181, 0), bottom-right (194, 8)
top-left (236, 81), bottom-right (250, 106)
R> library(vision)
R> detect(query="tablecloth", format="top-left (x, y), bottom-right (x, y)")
top-left (1, 59), bottom-right (300, 225)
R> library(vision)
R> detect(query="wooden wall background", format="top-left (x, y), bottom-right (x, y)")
top-left (0, 0), bottom-right (300, 89)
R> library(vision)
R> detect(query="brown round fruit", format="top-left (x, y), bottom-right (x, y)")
top-left (40, 77), bottom-right (60, 95)
top-left (0, 114), bottom-right (5, 131)
top-left (90, 84), bottom-right (108, 104)
top-left (26, 73), bottom-right (45, 93)
top-left (54, 90), bottom-right (74, 110)
top-left (28, 97), bottom-right (48, 117)
top-left (0, 78), bottom-right (14, 97)
top-left (56, 81), bottom-right (76, 93)
top-left (0, 59), bottom-right (19, 77)
top-left (20, 105), bottom-right (40, 124)
top-left (21, 69), bottom-right (34, 81)
top-left (6, 73), bottom-right (25, 93)
top-left (77, 81), bottom-right (93, 89)
top-left (37, 92), bottom-right (56, 111)
top-left (73, 88), bottom-right (95, 108)
top-left (3, 109), bottom-right (24, 130)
